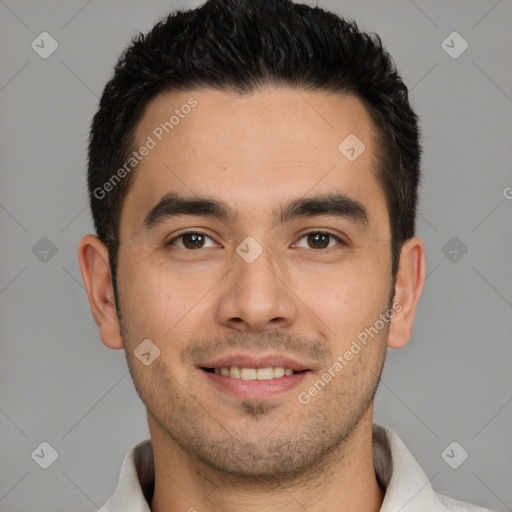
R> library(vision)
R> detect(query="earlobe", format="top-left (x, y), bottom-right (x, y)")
top-left (77, 234), bottom-right (124, 350)
top-left (387, 236), bottom-right (425, 349)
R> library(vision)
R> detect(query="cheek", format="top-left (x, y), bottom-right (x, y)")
top-left (118, 255), bottom-right (217, 348)
top-left (116, 256), bottom-right (173, 339)
top-left (289, 255), bottom-right (391, 343)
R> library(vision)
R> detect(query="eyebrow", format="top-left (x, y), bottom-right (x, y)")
top-left (143, 191), bottom-right (369, 231)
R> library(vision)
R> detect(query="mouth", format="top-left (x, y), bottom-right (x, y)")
top-left (198, 354), bottom-right (313, 400)
top-left (202, 366), bottom-right (306, 380)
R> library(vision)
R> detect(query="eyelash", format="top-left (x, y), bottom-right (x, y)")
top-left (164, 231), bottom-right (346, 251)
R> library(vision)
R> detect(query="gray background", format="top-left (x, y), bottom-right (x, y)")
top-left (1, 0), bottom-right (511, 510)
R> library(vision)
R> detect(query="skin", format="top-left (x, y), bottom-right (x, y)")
top-left (78, 87), bottom-right (425, 512)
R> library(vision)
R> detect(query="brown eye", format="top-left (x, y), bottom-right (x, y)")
top-left (307, 233), bottom-right (329, 249)
top-left (182, 233), bottom-right (205, 249)
top-left (166, 232), bottom-right (216, 250)
top-left (295, 232), bottom-right (343, 250)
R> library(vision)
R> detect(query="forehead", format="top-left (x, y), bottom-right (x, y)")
top-left (121, 87), bottom-right (387, 238)
top-left (136, 87), bottom-right (375, 165)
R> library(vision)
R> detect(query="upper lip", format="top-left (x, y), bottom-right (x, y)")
top-left (198, 353), bottom-right (314, 372)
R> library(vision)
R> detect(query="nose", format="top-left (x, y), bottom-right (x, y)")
top-left (215, 241), bottom-right (297, 333)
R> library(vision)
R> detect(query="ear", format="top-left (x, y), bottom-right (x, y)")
top-left (78, 234), bottom-right (124, 350)
top-left (387, 236), bottom-right (425, 349)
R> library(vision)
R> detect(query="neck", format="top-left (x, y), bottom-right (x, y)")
top-left (149, 409), bottom-right (384, 512)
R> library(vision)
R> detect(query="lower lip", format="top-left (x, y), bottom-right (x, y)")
top-left (202, 370), bottom-right (310, 400)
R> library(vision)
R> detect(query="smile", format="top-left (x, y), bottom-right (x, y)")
top-left (201, 366), bottom-right (311, 400)
top-left (205, 366), bottom-right (298, 380)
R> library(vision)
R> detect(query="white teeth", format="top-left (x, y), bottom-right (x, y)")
top-left (212, 366), bottom-right (296, 380)
top-left (240, 368), bottom-right (257, 380)
top-left (256, 367), bottom-right (274, 380)
top-left (273, 367), bottom-right (285, 378)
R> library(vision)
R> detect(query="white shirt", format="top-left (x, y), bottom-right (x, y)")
top-left (98, 423), bottom-right (496, 511)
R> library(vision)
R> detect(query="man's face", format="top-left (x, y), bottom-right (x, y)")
top-left (116, 87), bottom-right (394, 479)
